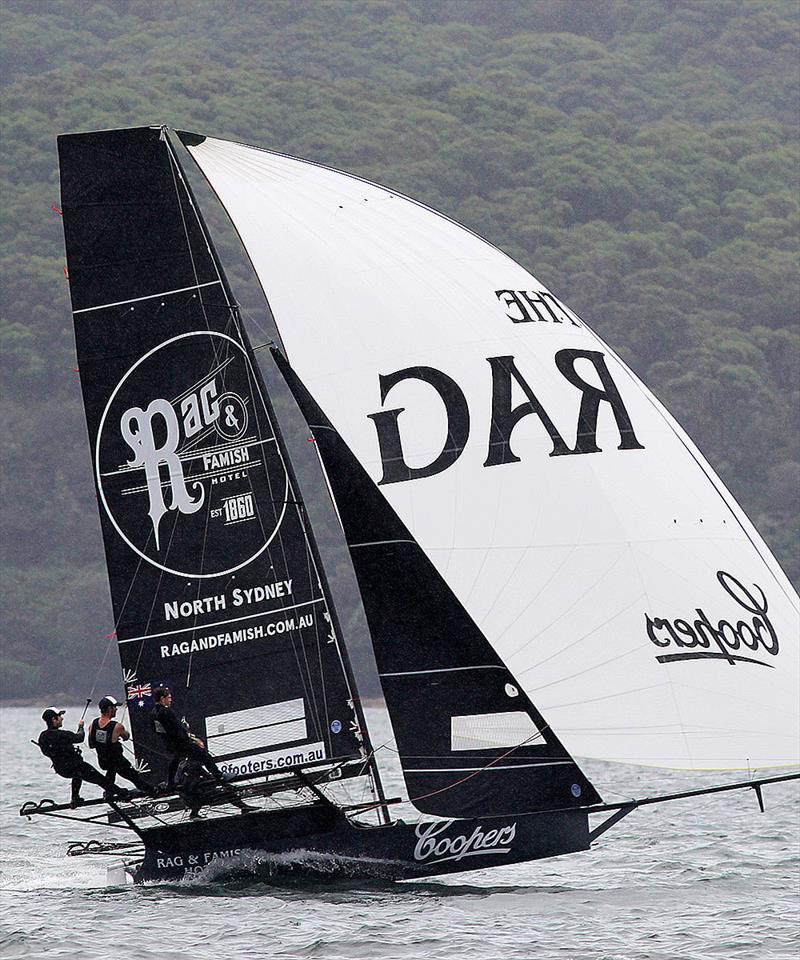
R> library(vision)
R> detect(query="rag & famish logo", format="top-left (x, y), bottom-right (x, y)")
top-left (413, 820), bottom-right (517, 864)
top-left (96, 331), bottom-right (285, 579)
top-left (645, 571), bottom-right (779, 667)
top-left (119, 378), bottom-right (249, 549)
top-left (121, 397), bottom-right (206, 550)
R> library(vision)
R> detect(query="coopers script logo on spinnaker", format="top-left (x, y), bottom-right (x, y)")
top-left (645, 571), bottom-right (779, 667)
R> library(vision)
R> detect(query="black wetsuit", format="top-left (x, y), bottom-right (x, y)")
top-left (151, 703), bottom-right (253, 815)
top-left (150, 702), bottom-right (223, 784)
top-left (37, 726), bottom-right (110, 804)
top-left (88, 717), bottom-right (153, 795)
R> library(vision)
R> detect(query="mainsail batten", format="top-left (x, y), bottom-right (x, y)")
top-left (59, 127), bottom-right (368, 784)
top-left (183, 133), bottom-right (800, 772)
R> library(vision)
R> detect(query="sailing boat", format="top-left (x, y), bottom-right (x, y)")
top-left (22, 126), bottom-right (798, 883)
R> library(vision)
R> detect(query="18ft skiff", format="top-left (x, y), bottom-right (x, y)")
top-left (21, 126), bottom-right (799, 883)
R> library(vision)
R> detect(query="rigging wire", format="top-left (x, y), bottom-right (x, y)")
top-left (355, 731), bottom-right (552, 813)
top-left (85, 631), bottom-right (119, 703)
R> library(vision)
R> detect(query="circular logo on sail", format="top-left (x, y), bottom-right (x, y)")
top-left (215, 392), bottom-right (248, 441)
top-left (95, 331), bottom-right (287, 578)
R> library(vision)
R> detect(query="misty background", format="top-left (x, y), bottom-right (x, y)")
top-left (1, 0), bottom-right (798, 699)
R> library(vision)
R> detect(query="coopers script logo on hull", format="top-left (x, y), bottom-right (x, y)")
top-left (645, 571), bottom-right (779, 668)
top-left (413, 820), bottom-right (517, 865)
top-left (96, 331), bottom-right (287, 578)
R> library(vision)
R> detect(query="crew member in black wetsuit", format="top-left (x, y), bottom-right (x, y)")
top-left (88, 696), bottom-right (156, 796)
top-left (150, 687), bottom-right (224, 785)
top-left (150, 688), bottom-right (256, 817)
top-left (37, 707), bottom-right (126, 807)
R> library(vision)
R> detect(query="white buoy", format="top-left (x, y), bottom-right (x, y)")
top-left (106, 861), bottom-right (128, 886)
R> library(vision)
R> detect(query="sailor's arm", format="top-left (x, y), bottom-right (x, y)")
top-left (181, 717), bottom-right (204, 748)
top-left (112, 723), bottom-right (130, 742)
top-left (158, 706), bottom-right (193, 746)
top-left (64, 721), bottom-right (85, 744)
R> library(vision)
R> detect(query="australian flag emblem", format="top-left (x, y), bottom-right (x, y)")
top-left (127, 682), bottom-right (152, 705)
top-left (123, 671), bottom-right (172, 709)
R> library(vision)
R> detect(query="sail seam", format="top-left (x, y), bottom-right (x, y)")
top-left (380, 665), bottom-right (505, 677)
top-left (206, 717), bottom-right (303, 739)
top-left (72, 280), bottom-right (222, 314)
top-left (350, 539), bottom-right (417, 548)
top-left (407, 761), bottom-right (573, 772)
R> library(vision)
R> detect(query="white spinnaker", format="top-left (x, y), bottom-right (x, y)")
top-left (187, 135), bottom-right (800, 770)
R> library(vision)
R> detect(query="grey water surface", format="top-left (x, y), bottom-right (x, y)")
top-left (2, 706), bottom-right (798, 960)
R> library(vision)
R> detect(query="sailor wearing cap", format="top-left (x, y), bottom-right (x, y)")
top-left (88, 696), bottom-right (155, 797)
top-left (37, 707), bottom-right (121, 807)
top-left (151, 687), bottom-right (257, 816)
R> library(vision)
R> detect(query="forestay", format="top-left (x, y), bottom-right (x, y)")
top-left (184, 133), bottom-right (800, 773)
top-left (58, 128), bottom-right (365, 784)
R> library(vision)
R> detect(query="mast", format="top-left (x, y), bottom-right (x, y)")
top-left (162, 129), bottom-right (390, 822)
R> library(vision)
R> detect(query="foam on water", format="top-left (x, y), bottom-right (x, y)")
top-left (178, 848), bottom-right (408, 886)
top-left (3, 706), bottom-right (798, 960)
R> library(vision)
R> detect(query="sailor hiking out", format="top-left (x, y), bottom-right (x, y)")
top-left (37, 707), bottom-right (127, 808)
top-left (88, 696), bottom-right (156, 797)
top-left (150, 687), bottom-right (256, 817)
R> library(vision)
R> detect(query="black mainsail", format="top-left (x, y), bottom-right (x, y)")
top-left (58, 127), bottom-right (369, 787)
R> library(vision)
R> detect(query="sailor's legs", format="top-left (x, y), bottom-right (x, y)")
top-left (59, 761), bottom-right (111, 804)
top-left (105, 757), bottom-right (155, 795)
top-left (79, 761), bottom-right (113, 792)
top-left (179, 742), bottom-right (224, 781)
top-left (217, 781), bottom-right (257, 812)
top-left (167, 756), bottom-right (179, 788)
top-left (183, 749), bottom-right (255, 810)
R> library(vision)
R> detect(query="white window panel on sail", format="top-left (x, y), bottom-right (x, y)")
top-left (205, 699), bottom-right (306, 755)
top-left (187, 136), bottom-right (800, 771)
top-left (450, 712), bottom-right (545, 752)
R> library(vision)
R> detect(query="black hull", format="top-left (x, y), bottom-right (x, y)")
top-left (134, 803), bottom-right (590, 883)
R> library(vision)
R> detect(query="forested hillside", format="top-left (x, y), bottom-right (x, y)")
top-left (1, 0), bottom-right (798, 697)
